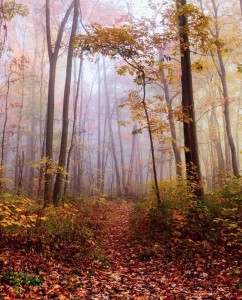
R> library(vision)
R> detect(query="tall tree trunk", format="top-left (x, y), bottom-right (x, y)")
top-left (218, 56), bottom-right (239, 176)
top-left (141, 71), bottom-right (161, 204)
top-left (102, 58), bottom-right (122, 196)
top-left (210, 0), bottom-right (239, 177)
top-left (236, 87), bottom-right (242, 170)
top-left (28, 31), bottom-right (39, 195)
top-left (100, 107), bottom-right (109, 193)
top-left (44, 0), bottom-right (74, 207)
top-left (97, 59), bottom-right (102, 190)
top-left (64, 56), bottom-right (83, 196)
top-left (14, 78), bottom-right (25, 193)
top-left (126, 124), bottom-right (137, 197)
top-left (53, 0), bottom-right (80, 205)
top-left (160, 66), bottom-right (182, 177)
top-left (37, 39), bottom-right (47, 202)
top-left (0, 73), bottom-right (11, 191)
top-left (176, 0), bottom-right (204, 198)
top-left (116, 100), bottom-right (126, 194)
top-left (210, 106), bottom-right (225, 178)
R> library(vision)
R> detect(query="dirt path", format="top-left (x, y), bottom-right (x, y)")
top-left (0, 201), bottom-right (241, 299)
top-left (79, 202), bottom-right (241, 299)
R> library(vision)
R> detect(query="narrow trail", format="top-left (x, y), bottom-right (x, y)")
top-left (82, 202), bottom-right (168, 299)
top-left (0, 201), bottom-right (241, 299)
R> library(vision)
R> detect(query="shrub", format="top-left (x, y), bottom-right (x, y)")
top-left (131, 179), bottom-right (191, 239)
top-left (0, 197), bottom-right (44, 234)
top-left (131, 178), bottom-right (242, 247)
top-left (0, 196), bottom-right (109, 257)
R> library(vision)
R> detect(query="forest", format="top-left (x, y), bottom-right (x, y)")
top-left (0, 0), bottom-right (241, 299)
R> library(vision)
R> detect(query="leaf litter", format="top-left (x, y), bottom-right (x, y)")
top-left (0, 202), bottom-right (241, 299)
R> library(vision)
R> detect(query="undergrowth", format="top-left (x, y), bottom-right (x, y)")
top-left (131, 177), bottom-right (242, 250)
top-left (0, 196), bottom-right (109, 261)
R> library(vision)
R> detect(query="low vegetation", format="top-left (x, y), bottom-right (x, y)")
top-left (0, 177), bottom-right (241, 298)
top-left (131, 177), bottom-right (241, 247)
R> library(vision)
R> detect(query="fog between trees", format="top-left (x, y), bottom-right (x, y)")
top-left (0, 0), bottom-right (241, 203)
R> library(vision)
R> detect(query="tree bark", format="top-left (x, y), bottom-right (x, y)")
top-left (160, 66), bottom-right (182, 177)
top-left (64, 56), bottom-right (83, 196)
top-left (210, 0), bottom-right (239, 177)
top-left (0, 72), bottom-right (11, 191)
top-left (176, 0), bottom-right (204, 198)
top-left (103, 58), bottom-right (122, 196)
top-left (126, 124), bottom-right (137, 197)
top-left (97, 59), bottom-right (102, 190)
top-left (141, 71), bottom-right (161, 204)
top-left (53, 0), bottom-right (80, 205)
top-left (44, 0), bottom-right (74, 207)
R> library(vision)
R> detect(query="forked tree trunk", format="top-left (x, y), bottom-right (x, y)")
top-left (44, 0), bottom-right (74, 207)
top-left (53, 0), bottom-right (80, 205)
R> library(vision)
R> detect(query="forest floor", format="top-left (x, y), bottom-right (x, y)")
top-left (0, 201), bottom-right (241, 299)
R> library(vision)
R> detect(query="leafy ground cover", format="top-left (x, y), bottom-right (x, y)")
top-left (0, 191), bottom-right (241, 299)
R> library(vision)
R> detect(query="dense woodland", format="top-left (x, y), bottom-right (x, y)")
top-left (0, 0), bottom-right (242, 299)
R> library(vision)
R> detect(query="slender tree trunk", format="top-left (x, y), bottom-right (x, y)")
top-left (141, 71), bottom-right (161, 204)
top-left (218, 56), bottom-right (239, 176)
top-left (116, 101), bottom-right (126, 194)
top-left (44, 57), bottom-right (57, 206)
top-left (126, 124), bottom-right (137, 197)
top-left (44, 0), bottom-right (74, 207)
top-left (102, 58), bottom-right (122, 196)
top-left (14, 78), bottom-right (25, 192)
top-left (37, 39), bottom-right (47, 202)
top-left (17, 151), bottom-right (25, 196)
top-left (101, 108), bottom-right (109, 193)
top-left (53, 0), bottom-right (80, 205)
top-left (160, 67), bottom-right (182, 177)
top-left (28, 32), bottom-right (39, 195)
top-left (210, 106), bottom-right (225, 178)
top-left (236, 88), bottom-right (242, 170)
top-left (64, 56), bottom-right (83, 196)
top-left (209, 0), bottom-right (239, 176)
top-left (97, 59), bottom-right (102, 190)
top-left (176, 0), bottom-right (204, 198)
top-left (0, 73), bottom-right (11, 191)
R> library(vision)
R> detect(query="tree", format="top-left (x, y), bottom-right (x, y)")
top-left (44, 0), bottom-right (74, 207)
top-left (0, 69), bottom-right (11, 191)
top-left (64, 55), bottom-right (83, 196)
top-left (209, 0), bottom-right (239, 177)
top-left (175, 0), bottom-right (204, 197)
top-left (0, 0), bottom-right (28, 57)
top-left (74, 24), bottom-right (162, 203)
top-left (102, 58), bottom-right (122, 197)
top-left (52, 0), bottom-right (80, 206)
